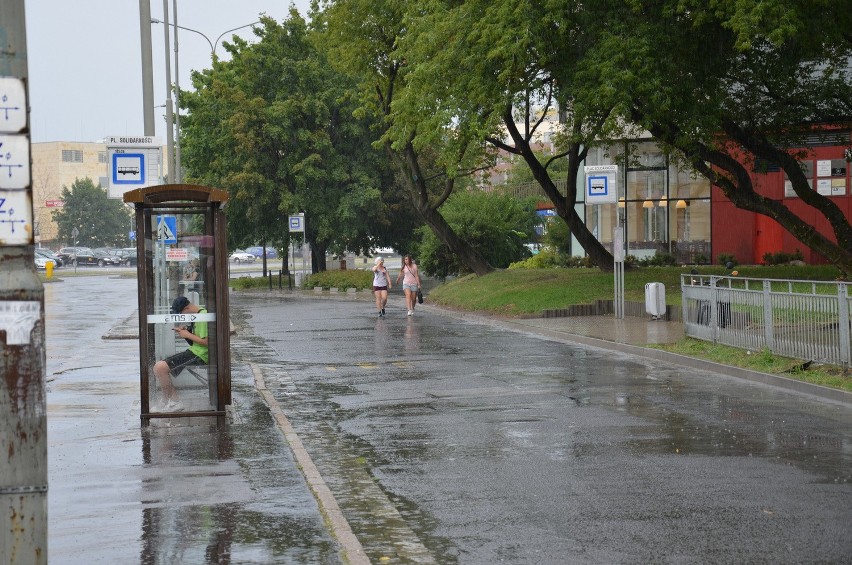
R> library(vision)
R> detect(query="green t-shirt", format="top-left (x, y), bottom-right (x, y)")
top-left (189, 308), bottom-right (209, 363)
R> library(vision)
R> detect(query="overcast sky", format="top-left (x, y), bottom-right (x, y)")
top-left (25, 1), bottom-right (311, 143)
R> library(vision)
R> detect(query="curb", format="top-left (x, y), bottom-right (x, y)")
top-left (249, 362), bottom-right (370, 565)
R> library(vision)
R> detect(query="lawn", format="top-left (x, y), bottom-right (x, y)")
top-left (427, 264), bottom-right (844, 316)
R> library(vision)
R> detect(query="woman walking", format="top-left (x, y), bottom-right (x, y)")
top-left (372, 257), bottom-right (392, 317)
top-left (396, 255), bottom-right (422, 316)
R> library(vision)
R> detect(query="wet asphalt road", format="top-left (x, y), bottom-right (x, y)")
top-left (233, 292), bottom-right (852, 564)
top-left (45, 276), bottom-right (339, 564)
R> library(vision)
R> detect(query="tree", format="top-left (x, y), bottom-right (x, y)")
top-left (356, 0), bottom-right (620, 271)
top-left (51, 178), bottom-right (130, 247)
top-left (570, 0), bottom-right (852, 272)
top-left (314, 0), bottom-right (496, 276)
top-left (416, 189), bottom-right (539, 278)
top-left (180, 12), bottom-right (410, 273)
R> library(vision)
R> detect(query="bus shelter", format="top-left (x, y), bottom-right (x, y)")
top-left (124, 184), bottom-right (231, 419)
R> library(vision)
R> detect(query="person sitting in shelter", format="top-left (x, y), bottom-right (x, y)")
top-left (152, 296), bottom-right (208, 412)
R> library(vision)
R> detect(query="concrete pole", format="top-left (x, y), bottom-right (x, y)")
top-left (0, 1), bottom-right (48, 564)
top-left (162, 0), bottom-right (175, 183)
top-left (172, 0), bottom-right (182, 183)
top-left (139, 0), bottom-right (155, 136)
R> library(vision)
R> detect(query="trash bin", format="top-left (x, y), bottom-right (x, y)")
top-left (645, 282), bottom-right (666, 319)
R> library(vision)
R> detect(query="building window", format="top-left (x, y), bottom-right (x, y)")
top-left (61, 150), bottom-right (83, 163)
top-left (98, 176), bottom-right (108, 188)
top-left (98, 151), bottom-right (108, 163)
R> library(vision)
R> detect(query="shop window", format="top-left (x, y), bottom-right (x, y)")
top-left (784, 160), bottom-right (814, 198)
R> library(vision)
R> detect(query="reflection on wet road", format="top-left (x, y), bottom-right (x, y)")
top-left (46, 277), bottom-right (339, 564)
top-left (235, 293), bottom-right (852, 564)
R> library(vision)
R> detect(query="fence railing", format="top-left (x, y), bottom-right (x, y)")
top-left (681, 274), bottom-right (851, 368)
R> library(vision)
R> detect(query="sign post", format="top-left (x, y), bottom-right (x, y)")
top-left (288, 213), bottom-right (306, 287)
top-left (0, 3), bottom-right (48, 563)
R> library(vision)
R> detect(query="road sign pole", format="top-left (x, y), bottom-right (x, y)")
top-left (0, 2), bottom-right (48, 563)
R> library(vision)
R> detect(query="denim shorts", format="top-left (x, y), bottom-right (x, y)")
top-left (403, 283), bottom-right (419, 292)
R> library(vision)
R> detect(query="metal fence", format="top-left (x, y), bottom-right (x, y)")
top-left (681, 274), bottom-right (852, 368)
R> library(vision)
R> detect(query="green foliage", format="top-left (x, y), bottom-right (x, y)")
top-left (508, 250), bottom-right (596, 270)
top-left (51, 178), bottom-right (131, 247)
top-left (416, 191), bottom-right (539, 277)
top-left (180, 12), bottom-right (409, 268)
top-left (303, 269), bottom-right (373, 290)
top-left (636, 252), bottom-right (677, 267)
top-left (717, 253), bottom-right (739, 267)
top-left (229, 276), bottom-right (274, 290)
top-left (541, 218), bottom-right (571, 256)
top-left (762, 249), bottom-right (805, 266)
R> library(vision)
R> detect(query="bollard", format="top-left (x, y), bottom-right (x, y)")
top-left (45, 261), bottom-right (53, 279)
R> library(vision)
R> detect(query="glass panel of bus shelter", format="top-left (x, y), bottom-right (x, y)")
top-left (144, 208), bottom-right (219, 414)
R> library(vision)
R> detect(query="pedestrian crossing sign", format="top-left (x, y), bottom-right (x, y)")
top-left (156, 215), bottom-right (177, 244)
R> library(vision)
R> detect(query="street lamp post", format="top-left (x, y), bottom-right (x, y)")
top-left (150, 16), bottom-right (260, 184)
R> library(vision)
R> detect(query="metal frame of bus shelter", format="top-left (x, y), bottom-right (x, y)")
top-left (124, 184), bottom-right (231, 420)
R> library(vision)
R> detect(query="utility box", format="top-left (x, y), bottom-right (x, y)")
top-left (645, 282), bottom-right (666, 320)
top-left (124, 184), bottom-right (231, 420)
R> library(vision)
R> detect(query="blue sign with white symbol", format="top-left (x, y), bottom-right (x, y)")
top-left (156, 215), bottom-right (177, 244)
top-left (289, 214), bottom-right (305, 233)
top-left (112, 153), bottom-right (145, 185)
top-left (583, 165), bottom-right (618, 204)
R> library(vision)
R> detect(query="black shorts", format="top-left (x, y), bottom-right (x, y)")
top-left (373, 286), bottom-right (388, 292)
top-left (164, 349), bottom-right (204, 375)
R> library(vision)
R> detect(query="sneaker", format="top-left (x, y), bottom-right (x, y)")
top-left (165, 399), bottom-right (185, 412)
top-left (381, 308), bottom-right (385, 316)
top-left (377, 311), bottom-right (383, 318)
top-left (407, 310), bottom-right (413, 316)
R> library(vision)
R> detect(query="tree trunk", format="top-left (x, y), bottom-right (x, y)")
top-left (501, 109), bottom-right (616, 272)
top-left (387, 143), bottom-right (494, 277)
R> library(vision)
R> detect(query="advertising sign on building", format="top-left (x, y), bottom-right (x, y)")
top-left (106, 136), bottom-right (162, 199)
top-left (583, 165), bottom-right (618, 204)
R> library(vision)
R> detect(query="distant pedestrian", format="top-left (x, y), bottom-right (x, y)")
top-left (396, 255), bottom-right (422, 316)
top-left (372, 257), bottom-right (392, 317)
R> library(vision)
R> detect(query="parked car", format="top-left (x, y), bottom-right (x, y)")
top-left (245, 246), bottom-right (278, 260)
top-left (67, 249), bottom-right (99, 267)
top-left (93, 249), bottom-right (123, 266)
top-left (114, 248), bottom-right (138, 267)
top-left (229, 249), bottom-right (256, 263)
top-left (58, 247), bottom-right (95, 266)
top-left (58, 246), bottom-right (88, 263)
top-left (36, 248), bottom-right (63, 267)
top-left (34, 255), bottom-right (56, 270)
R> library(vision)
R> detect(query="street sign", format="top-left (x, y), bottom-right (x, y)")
top-left (0, 134), bottom-right (30, 188)
top-left (45, 199), bottom-right (64, 208)
top-left (0, 191), bottom-right (31, 244)
top-left (0, 77), bottom-right (27, 133)
top-left (156, 215), bottom-right (177, 244)
top-left (289, 213), bottom-right (305, 232)
top-left (584, 165), bottom-right (618, 204)
top-left (106, 136), bottom-right (162, 198)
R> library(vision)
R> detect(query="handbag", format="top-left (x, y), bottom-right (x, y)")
top-left (416, 289), bottom-right (424, 304)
